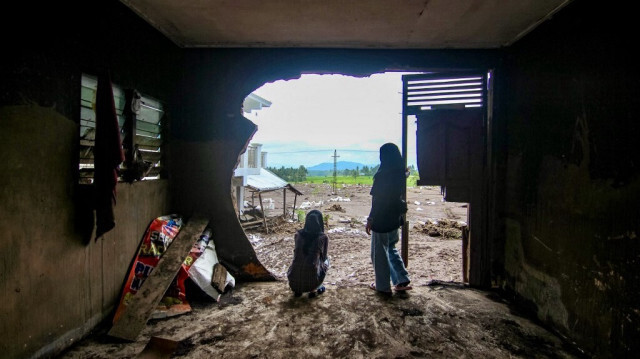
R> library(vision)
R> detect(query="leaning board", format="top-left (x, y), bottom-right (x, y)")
top-left (108, 214), bottom-right (209, 341)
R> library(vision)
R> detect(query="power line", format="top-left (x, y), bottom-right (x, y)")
top-left (268, 149), bottom-right (378, 154)
top-left (332, 149), bottom-right (339, 194)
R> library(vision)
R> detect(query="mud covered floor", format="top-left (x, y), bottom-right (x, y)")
top-left (60, 185), bottom-right (584, 358)
top-left (61, 282), bottom-right (582, 358)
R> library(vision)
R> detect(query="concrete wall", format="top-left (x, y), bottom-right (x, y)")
top-left (0, 106), bottom-right (171, 358)
top-left (0, 2), bottom-right (180, 358)
top-left (496, 0), bottom-right (640, 356)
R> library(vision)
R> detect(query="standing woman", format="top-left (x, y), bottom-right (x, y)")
top-left (287, 209), bottom-right (330, 298)
top-left (366, 143), bottom-right (412, 295)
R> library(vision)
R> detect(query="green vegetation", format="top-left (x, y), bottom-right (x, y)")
top-left (307, 164), bottom-right (380, 177)
top-left (268, 165), bottom-right (308, 182)
top-left (305, 175), bottom-right (374, 185)
top-left (294, 174), bottom-right (420, 187)
top-left (296, 209), bottom-right (305, 222)
top-left (274, 164), bottom-right (420, 187)
top-left (322, 213), bottom-right (331, 227)
top-left (407, 174), bottom-right (419, 187)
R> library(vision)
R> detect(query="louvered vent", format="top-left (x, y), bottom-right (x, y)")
top-left (403, 73), bottom-right (486, 114)
top-left (79, 74), bottom-right (164, 184)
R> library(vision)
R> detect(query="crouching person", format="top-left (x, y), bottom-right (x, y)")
top-left (287, 209), bottom-right (329, 298)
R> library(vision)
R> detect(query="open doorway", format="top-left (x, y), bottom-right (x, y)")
top-left (233, 72), bottom-right (469, 286)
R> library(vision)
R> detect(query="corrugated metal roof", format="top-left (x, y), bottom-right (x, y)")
top-left (246, 168), bottom-right (302, 195)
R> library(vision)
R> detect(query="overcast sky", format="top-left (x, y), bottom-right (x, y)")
top-left (247, 72), bottom-right (418, 169)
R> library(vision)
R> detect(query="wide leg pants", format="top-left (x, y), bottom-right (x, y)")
top-left (371, 229), bottom-right (410, 292)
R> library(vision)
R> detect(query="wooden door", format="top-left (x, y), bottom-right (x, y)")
top-left (416, 109), bottom-right (483, 202)
top-left (402, 72), bottom-right (488, 286)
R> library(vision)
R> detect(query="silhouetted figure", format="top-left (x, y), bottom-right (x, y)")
top-left (287, 210), bottom-right (330, 298)
top-left (366, 143), bottom-right (411, 295)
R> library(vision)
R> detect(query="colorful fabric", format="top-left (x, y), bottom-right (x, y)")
top-left (112, 215), bottom-right (182, 324)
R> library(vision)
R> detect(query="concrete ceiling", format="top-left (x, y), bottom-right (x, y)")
top-left (120, 0), bottom-right (572, 49)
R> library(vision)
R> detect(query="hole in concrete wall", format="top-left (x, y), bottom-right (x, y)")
top-left (233, 72), bottom-right (467, 287)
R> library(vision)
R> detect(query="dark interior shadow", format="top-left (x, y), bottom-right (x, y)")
top-left (75, 184), bottom-right (96, 245)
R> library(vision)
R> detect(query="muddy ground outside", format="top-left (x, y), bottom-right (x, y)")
top-left (247, 183), bottom-right (468, 287)
top-left (60, 184), bottom-right (583, 358)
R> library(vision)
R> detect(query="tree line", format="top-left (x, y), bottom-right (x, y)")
top-left (340, 165), bottom-right (380, 179)
top-left (268, 164), bottom-right (416, 182)
top-left (268, 164), bottom-right (381, 181)
top-left (267, 165), bottom-right (308, 182)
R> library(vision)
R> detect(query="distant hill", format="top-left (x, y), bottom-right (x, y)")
top-left (308, 161), bottom-right (371, 171)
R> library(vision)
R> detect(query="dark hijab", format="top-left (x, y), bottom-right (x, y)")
top-left (375, 143), bottom-right (404, 177)
top-left (371, 143), bottom-right (404, 197)
top-left (299, 209), bottom-right (325, 255)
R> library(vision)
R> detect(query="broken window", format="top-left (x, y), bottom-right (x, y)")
top-left (79, 73), bottom-right (164, 184)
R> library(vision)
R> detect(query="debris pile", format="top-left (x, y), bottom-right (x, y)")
top-left (413, 219), bottom-right (467, 239)
top-left (108, 215), bottom-right (235, 342)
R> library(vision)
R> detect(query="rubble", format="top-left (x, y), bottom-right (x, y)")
top-left (327, 203), bottom-right (346, 212)
top-left (413, 218), bottom-right (466, 239)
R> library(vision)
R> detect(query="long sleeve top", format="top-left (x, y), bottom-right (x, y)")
top-left (287, 232), bottom-right (329, 293)
top-left (368, 168), bottom-right (405, 233)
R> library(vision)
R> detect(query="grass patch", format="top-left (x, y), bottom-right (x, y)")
top-left (296, 175), bottom-right (420, 187)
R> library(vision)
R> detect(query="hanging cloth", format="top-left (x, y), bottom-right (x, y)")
top-left (94, 71), bottom-right (124, 240)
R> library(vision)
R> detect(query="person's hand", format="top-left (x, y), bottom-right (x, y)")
top-left (365, 220), bottom-right (372, 235)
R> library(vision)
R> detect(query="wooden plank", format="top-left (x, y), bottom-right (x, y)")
top-left (462, 226), bottom-right (470, 283)
top-left (107, 215), bottom-right (209, 341)
top-left (401, 219), bottom-right (409, 266)
top-left (211, 263), bottom-right (228, 293)
top-left (258, 193), bottom-right (268, 233)
top-left (292, 194), bottom-right (298, 219)
top-left (240, 219), bottom-right (264, 227)
top-left (283, 189), bottom-right (286, 216)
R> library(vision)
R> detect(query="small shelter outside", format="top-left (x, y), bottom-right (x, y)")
top-left (241, 167), bottom-right (303, 232)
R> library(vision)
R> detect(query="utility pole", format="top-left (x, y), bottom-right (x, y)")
top-left (332, 149), bottom-right (339, 194)
top-left (401, 76), bottom-right (409, 267)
